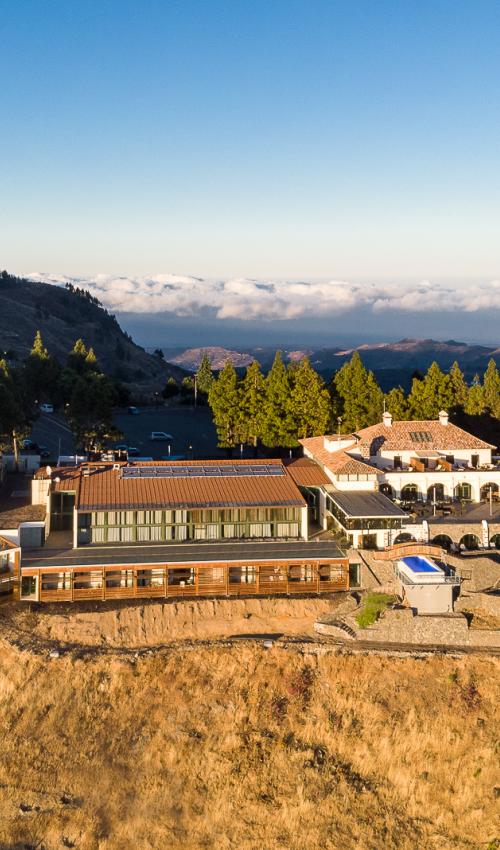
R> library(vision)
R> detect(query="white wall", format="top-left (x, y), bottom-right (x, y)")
top-left (383, 469), bottom-right (500, 502)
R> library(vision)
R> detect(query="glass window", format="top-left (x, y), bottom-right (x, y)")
top-left (349, 563), bottom-right (361, 587)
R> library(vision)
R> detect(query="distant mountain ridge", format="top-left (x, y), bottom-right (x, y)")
top-left (167, 347), bottom-right (255, 371)
top-left (163, 338), bottom-right (500, 389)
top-left (0, 271), bottom-right (185, 391)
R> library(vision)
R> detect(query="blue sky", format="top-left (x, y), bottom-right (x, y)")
top-left (1, 1), bottom-right (500, 344)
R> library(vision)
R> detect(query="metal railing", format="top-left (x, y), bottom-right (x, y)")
top-left (394, 565), bottom-right (461, 587)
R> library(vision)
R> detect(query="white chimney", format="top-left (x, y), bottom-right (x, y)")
top-left (383, 411), bottom-right (393, 428)
top-left (439, 410), bottom-right (449, 426)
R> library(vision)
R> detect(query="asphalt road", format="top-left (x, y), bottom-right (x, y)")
top-left (112, 405), bottom-right (220, 459)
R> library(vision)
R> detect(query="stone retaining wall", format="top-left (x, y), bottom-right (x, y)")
top-left (315, 607), bottom-right (499, 649)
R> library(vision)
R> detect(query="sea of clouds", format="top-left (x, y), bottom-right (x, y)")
top-left (26, 273), bottom-right (500, 321)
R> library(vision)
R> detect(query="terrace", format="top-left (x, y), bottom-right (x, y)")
top-left (20, 539), bottom-right (349, 602)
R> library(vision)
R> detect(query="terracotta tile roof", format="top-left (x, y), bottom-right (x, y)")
top-left (354, 420), bottom-right (495, 452)
top-left (284, 457), bottom-right (331, 486)
top-left (49, 459), bottom-right (306, 511)
top-left (300, 437), bottom-right (379, 477)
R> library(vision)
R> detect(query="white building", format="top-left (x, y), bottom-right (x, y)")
top-left (300, 411), bottom-right (500, 550)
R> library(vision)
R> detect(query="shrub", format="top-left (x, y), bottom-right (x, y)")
top-left (356, 592), bottom-right (395, 629)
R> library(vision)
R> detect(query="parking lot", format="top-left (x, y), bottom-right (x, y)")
top-left (113, 405), bottom-right (220, 459)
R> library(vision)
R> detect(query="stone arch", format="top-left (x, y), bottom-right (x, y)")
top-left (490, 533), bottom-right (500, 549)
top-left (427, 483), bottom-right (445, 502)
top-left (459, 533), bottom-right (481, 551)
top-left (431, 534), bottom-right (453, 551)
top-left (480, 482), bottom-right (499, 500)
top-left (379, 482), bottom-right (394, 498)
top-left (394, 532), bottom-right (417, 545)
top-left (401, 483), bottom-right (419, 500)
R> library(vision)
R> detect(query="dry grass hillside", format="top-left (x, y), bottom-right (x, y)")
top-left (0, 625), bottom-right (498, 850)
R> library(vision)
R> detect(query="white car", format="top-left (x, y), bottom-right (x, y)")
top-left (150, 431), bottom-right (173, 441)
top-left (39, 403), bottom-right (54, 414)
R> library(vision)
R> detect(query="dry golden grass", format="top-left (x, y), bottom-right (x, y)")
top-left (0, 639), bottom-right (498, 850)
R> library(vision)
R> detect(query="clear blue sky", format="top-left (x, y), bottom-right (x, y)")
top-left (1, 0), bottom-right (499, 281)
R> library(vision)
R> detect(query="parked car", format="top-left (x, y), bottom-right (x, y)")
top-left (128, 406), bottom-right (140, 415)
top-left (39, 403), bottom-right (54, 413)
top-left (150, 432), bottom-right (173, 441)
top-left (115, 444), bottom-right (128, 451)
top-left (38, 445), bottom-right (51, 459)
top-left (127, 447), bottom-right (140, 457)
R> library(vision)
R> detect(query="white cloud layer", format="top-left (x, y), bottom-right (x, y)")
top-left (26, 273), bottom-right (500, 321)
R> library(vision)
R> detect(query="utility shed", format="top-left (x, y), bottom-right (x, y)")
top-left (395, 555), bottom-right (460, 614)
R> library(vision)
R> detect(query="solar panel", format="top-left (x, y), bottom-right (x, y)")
top-left (120, 464), bottom-right (285, 479)
top-left (410, 431), bottom-right (433, 443)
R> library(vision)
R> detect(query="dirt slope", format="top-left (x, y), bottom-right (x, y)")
top-left (0, 611), bottom-right (497, 850)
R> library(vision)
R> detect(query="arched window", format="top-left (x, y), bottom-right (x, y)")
top-left (379, 483), bottom-right (394, 498)
top-left (427, 483), bottom-right (445, 502)
top-left (401, 484), bottom-right (419, 500)
top-left (394, 533), bottom-right (416, 544)
top-left (459, 533), bottom-right (481, 551)
top-left (480, 482), bottom-right (499, 501)
top-left (431, 534), bottom-right (453, 551)
top-left (455, 483), bottom-right (472, 501)
top-left (489, 534), bottom-right (500, 549)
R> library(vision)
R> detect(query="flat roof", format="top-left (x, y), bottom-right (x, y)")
top-left (326, 490), bottom-right (408, 518)
top-left (21, 539), bottom-right (346, 570)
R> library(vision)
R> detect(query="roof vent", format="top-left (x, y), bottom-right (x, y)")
top-left (82, 467), bottom-right (90, 477)
top-left (439, 410), bottom-right (449, 426)
top-left (113, 463), bottom-right (121, 471)
top-left (383, 411), bottom-right (393, 428)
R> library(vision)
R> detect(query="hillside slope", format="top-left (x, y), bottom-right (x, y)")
top-left (0, 602), bottom-right (497, 850)
top-left (0, 272), bottom-right (185, 391)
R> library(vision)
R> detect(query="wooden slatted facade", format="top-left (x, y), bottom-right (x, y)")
top-left (21, 558), bottom-right (349, 603)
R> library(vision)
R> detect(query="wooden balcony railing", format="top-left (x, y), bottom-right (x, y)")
top-left (28, 559), bottom-right (350, 603)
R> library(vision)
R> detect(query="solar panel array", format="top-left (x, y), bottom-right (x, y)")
top-left (409, 431), bottom-right (433, 443)
top-left (120, 464), bottom-right (285, 479)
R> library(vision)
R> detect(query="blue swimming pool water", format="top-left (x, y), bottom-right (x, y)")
top-left (401, 556), bottom-right (439, 573)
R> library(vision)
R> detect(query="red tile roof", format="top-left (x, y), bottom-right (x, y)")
top-left (300, 437), bottom-right (379, 477)
top-left (354, 420), bottom-right (495, 452)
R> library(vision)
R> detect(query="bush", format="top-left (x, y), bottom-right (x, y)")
top-left (356, 592), bottom-right (395, 629)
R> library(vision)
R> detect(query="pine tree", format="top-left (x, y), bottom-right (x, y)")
top-left (208, 361), bottom-right (241, 448)
top-left (67, 339), bottom-right (89, 374)
top-left (30, 330), bottom-right (49, 360)
top-left (24, 330), bottom-right (61, 405)
top-left (85, 347), bottom-right (99, 371)
top-left (384, 386), bottom-right (409, 420)
top-left (448, 361), bottom-right (468, 410)
top-left (288, 357), bottom-right (331, 439)
top-left (196, 353), bottom-right (214, 397)
top-left (482, 359), bottom-right (500, 418)
top-left (239, 360), bottom-right (265, 447)
top-left (333, 352), bottom-right (383, 431)
top-left (408, 361), bottom-right (454, 419)
top-left (261, 352), bottom-right (296, 448)
top-left (464, 374), bottom-right (485, 415)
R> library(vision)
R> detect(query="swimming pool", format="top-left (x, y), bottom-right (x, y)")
top-left (398, 555), bottom-right (445, 584)
top-left (401, 556), bottom-right (440, 574)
